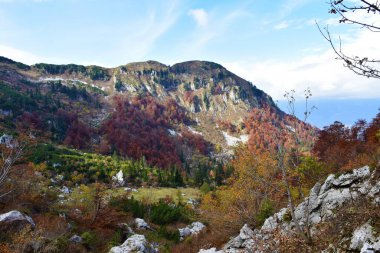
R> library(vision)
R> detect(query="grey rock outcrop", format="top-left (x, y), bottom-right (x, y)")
top-left (112, 170), bottom-right (125, 186)
top-left (109, 234), bottom-right (156, 253)
top-left (135, 218), bottom-right (150, 230)
top-left (349, 222), bottom-right (379, 252)
top-left (179, 221), bottom-right (206, 240)
top-left (0, 210), bottom-right (35, 229)
top-left (199, 166), bottom-right (380, 253)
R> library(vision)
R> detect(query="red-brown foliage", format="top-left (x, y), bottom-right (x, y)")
top-left (63, 119), bottom-right (93, 149)
top-left (313, 111), bottom-right (380, 171)
top-left (180, 128), bottom-right (209, 155)
top-left (101, 95), bottom-right (203, 169)
top-left (244, 106), bottom-right (316, 154)
top-left (55, 109), bottom-right (93, 149)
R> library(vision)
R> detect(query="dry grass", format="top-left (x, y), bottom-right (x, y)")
top-left (107, 187), bottom-right (201, 204)
top-left (171, 228), bottom-right (235, 253)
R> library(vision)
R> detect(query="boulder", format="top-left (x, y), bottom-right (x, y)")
top-left (109, 234), bottom-right (156, 253)
top-left (223, 224), bottom-right (254, 250)
top-left (112, 170), bottom-right (125, 186)
top-left (190, 222), bottom-right (206, 234)
top-left (70, 235), bottom-right (82, 243)
top-left (0, 210), bottom-right (35, 229)
top-left (61, 186), bottom-right (71, 194)
top-left (179, 221), bottom-right (206, 240)
top-left (179, 227), bottom-right (192, 238)
top-left (135, 218), bottom-right (150, 230)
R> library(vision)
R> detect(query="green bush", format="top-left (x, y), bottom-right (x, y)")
top-left (110, 196), bottom-right (146, 218)
top-left (150, 201), bottom-right (184, 225)
top-left (81, 231), bottom-right (97, 248)
top-left (255, 199), bottom-right (275, 225)
top-left (110, 197), bottom-right (188, 225)
top-left (157, 226), bottom-right (180, 242)
top-left (109, 230), bottom-right (123, 247)
top-left (200, 182), bottom-right (211, 194)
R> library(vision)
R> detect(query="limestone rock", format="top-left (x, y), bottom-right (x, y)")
top-left (223, 224), bottom-right (254, 250)
top-left (112, 170), bottom-right (125, 186)
top-left (179, 221), bottom-right (206, 240)
top-left (199, 166), bottom-right (380, 253)
top-left (0, 210), bottom-right (35, 229)
top-left (61, 186), bottom-right (71, 194)
top-left (70, 235), bottom-right (82, 243)
top-left (350, 222), bottom-right (380, 252)
top-left (109, 234), bottom-right (156, 253)
top-left (135, 218), bottom-right (150, 230)
top-left (199, 248), bottom-right (222, 253)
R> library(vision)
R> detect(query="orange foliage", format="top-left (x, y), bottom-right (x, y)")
top-left (201, 146), bottom-right (284, 234)
top-left (244, 106), bottom-right (316, 155)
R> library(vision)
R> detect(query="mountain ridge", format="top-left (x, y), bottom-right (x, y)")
top-left (0, 55), bottom-right (314, 171)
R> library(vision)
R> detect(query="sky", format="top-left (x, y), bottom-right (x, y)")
top-left (0, 0), bottom-right (379, 127)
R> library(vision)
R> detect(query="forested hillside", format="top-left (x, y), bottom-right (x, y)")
top-left (0, 56), bottom-right (378, 253)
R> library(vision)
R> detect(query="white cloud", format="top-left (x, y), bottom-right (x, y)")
top-left (274, 21), bottom-right (289, 30)
top-left (188, 9), bottom-right (208, 27)
top-left (278, 0), bottom-right (313, 18)
top-left (0, 44), bottom-right (91, 65)
top-left (0, 44), bottom-right (44, 64)
top-left (223, 28), bottom-right (380, 100)
top-left (119, 0), bottom-right (180, 60)
top-left (181, 8), bottom-right (250, 55)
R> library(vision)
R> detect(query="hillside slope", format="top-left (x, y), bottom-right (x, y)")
top-left (0, 56), bottom-right (315, 171)
top-left (200, 166), bottom-right (380, 252)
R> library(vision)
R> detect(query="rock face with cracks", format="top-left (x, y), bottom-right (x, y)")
top-left (199, 166), bottom-right (380, 253)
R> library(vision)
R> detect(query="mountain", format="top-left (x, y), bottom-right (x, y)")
top-left (0, 56), bottom-right (313, 172)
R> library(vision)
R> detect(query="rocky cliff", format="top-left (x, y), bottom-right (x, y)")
top-left (200, 166), bottom-right (380, 253)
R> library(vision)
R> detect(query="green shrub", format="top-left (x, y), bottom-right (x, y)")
top-left (255, 199), bottom-right (275, 225)
top-left (81, 231), bottom-right (97, 248)
top-left (110, 196), bottom-right (146, 218)
top-left (150, 201), bottom-right (184, 225)
top-left (109, 230), bottom-right (123, 247)
top-left (157, 226), bottom-right (180, 242)
top-left (54, 235), bottom-right (69, 252)
top-left (200, 182), bottom-right (211, 194)
top-left (111, 196), bottom-right (189, 225)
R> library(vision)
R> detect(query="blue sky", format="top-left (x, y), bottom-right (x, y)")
top-left (0, 0), bottom-right (379, 127)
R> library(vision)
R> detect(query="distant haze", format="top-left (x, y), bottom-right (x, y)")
top-left (278, 99), bottom-right (379, 129)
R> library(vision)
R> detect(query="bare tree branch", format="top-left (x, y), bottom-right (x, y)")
top-left (316, 22), bottom-right (380, 79)
top-left (0, 137), bottom-right (24, 199)
top-left (318, 0), bottom-right (380, 79)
